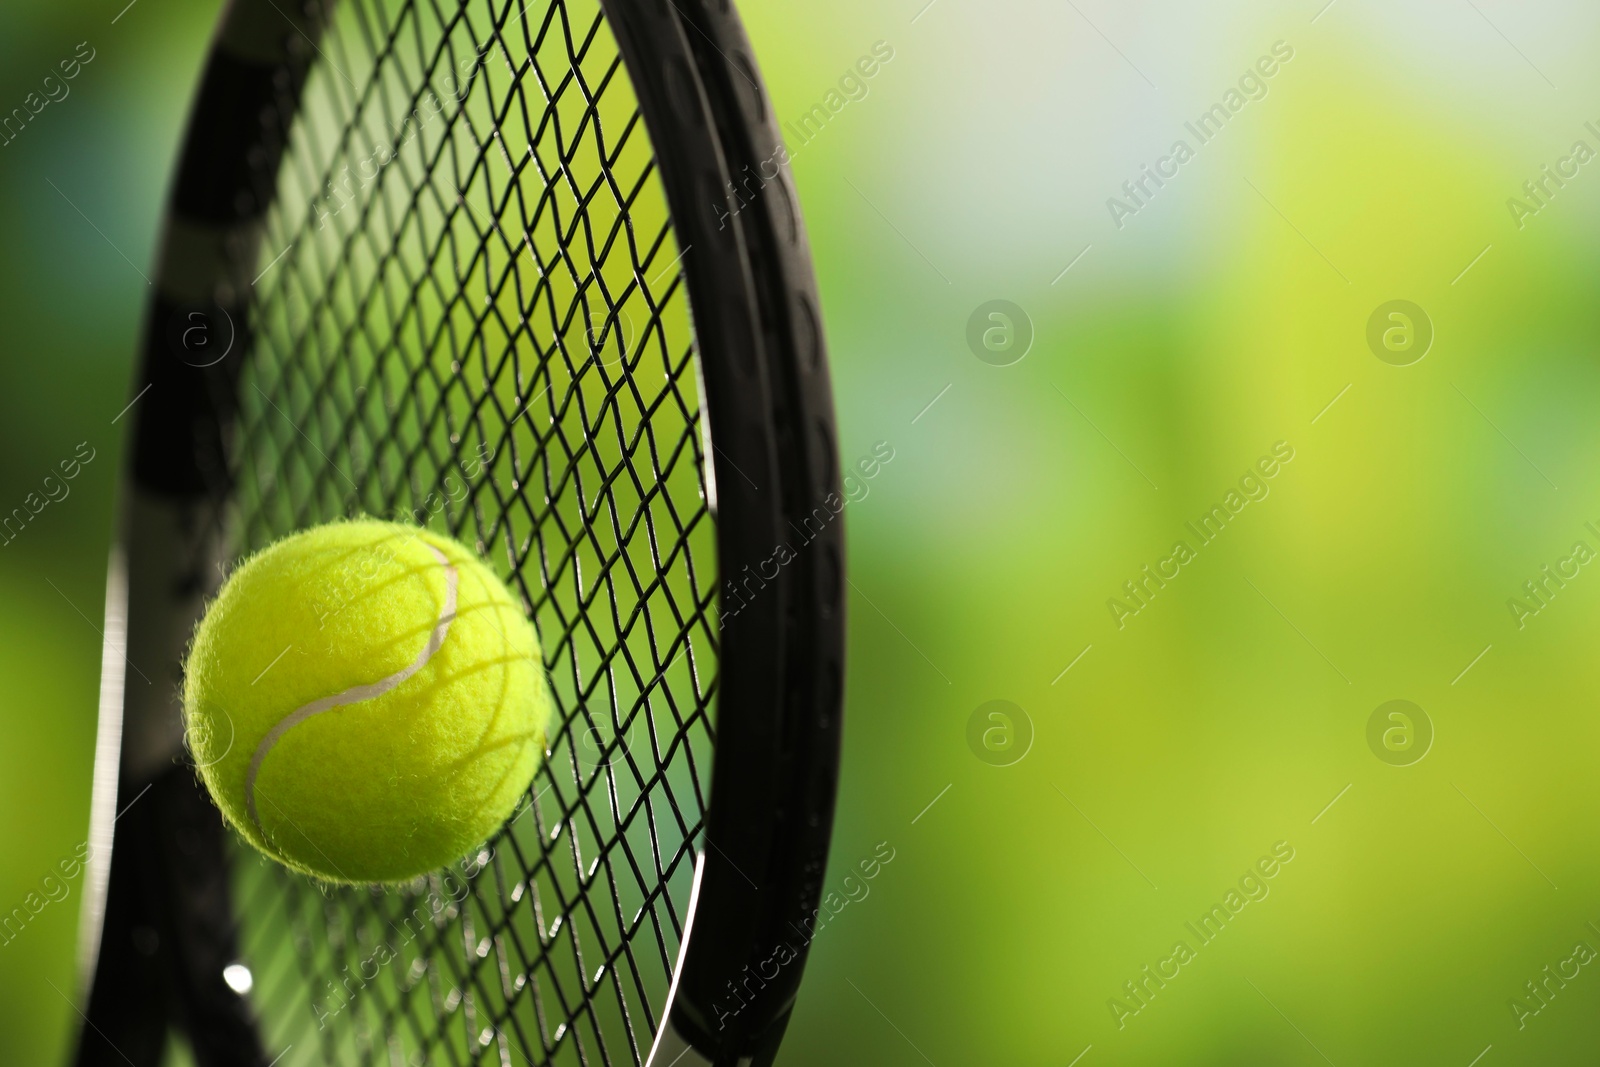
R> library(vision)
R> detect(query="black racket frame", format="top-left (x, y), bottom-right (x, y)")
top-left (70, 0), bottom-right (844, 1063)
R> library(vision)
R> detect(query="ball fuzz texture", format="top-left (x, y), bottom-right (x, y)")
top-left (184, 520), bottom-right (551, 884)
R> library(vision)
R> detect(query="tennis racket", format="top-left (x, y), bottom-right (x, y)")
top-left (69, 0), bottom-right (843, 1063)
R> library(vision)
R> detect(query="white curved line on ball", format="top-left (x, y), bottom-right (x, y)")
top-left (244, 543), bottom-right (458, 837)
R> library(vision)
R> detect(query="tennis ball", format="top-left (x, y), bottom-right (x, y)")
top-left (183, 519), bottom-right (551, 884)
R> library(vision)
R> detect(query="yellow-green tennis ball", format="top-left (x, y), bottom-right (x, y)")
top-left (183, 519), bottom-right (551, 884)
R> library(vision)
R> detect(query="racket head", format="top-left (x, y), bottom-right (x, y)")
top-left (71, 1), bottom-right (843, 1064)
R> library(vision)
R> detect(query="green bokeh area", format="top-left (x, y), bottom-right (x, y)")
top-left (7, 0), bottom-right (1600, 1064)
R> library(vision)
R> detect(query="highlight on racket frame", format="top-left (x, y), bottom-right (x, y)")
top-left (70, 0), bottom-right (844, 1063)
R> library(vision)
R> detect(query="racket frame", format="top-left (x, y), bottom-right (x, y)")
top-left (70, 0), bottom-right (843, 1064)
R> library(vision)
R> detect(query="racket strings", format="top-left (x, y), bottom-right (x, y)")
top-left (219, 0), bottom-right (719, 1062)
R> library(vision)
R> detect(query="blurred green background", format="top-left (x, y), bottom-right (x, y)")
top-left (7, 0), bottom-right (1600, 1063)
